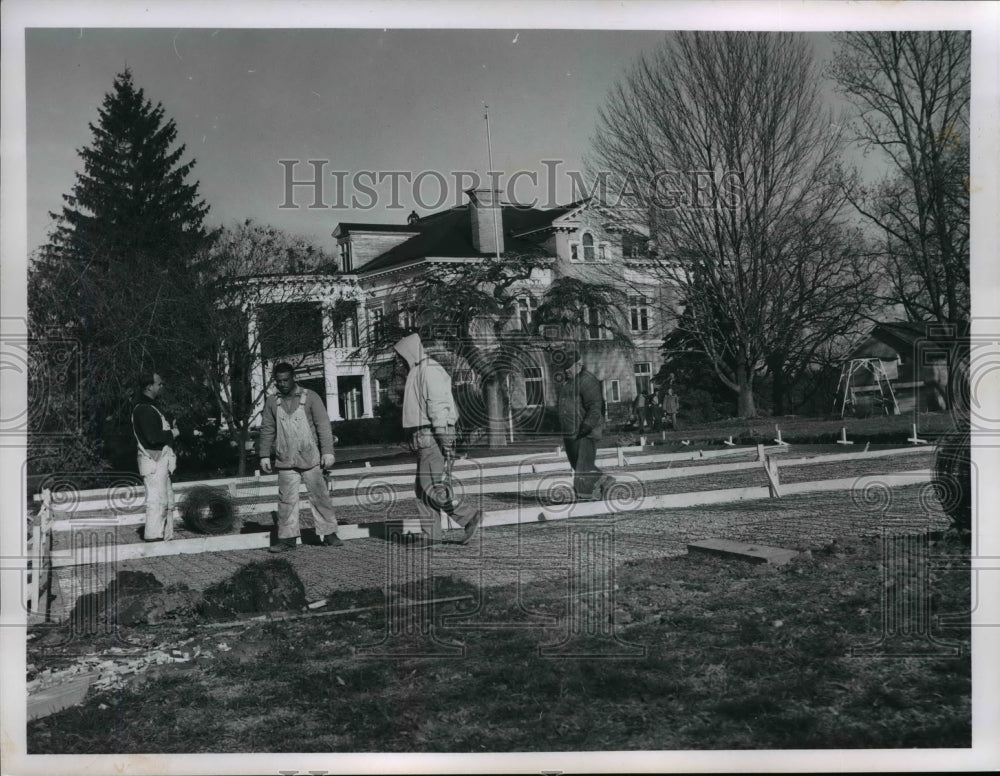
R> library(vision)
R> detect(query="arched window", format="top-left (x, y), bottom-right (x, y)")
top-left (582, 232), bottom-right (595, 262)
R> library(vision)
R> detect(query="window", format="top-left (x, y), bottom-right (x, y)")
top-left (629, 295), bottom-right (650, 332)
top-left (370, 305), bottom-right (384, 339)
top-left (259, 302), bottom-right (323, 359)
top-left (582, 232), bottom-right (595, 262)
top-left (599, 244), bottom-right (607, 261)
top-left (333, 312), bottom-right (359, 348)
top-left (374, 379), bottom-right (388, 408)
top-left (606, 379), bottom-right (621, 403)
top-left (571, 244), bottom-right (579, 262)
top-left (398, 307), bottom-right (418, 330)
top-left (517, 297), bottom-right (537, 331)
top-left (623, 233), bottom-right (647, 258)
top-left (339, 240), bottom-right (352, 272)
top-left (585, 307), bottom-right (603, 340)
top-left (634, 362), bottom-right (652, 396)
top-left (524, 366), bottom-right (543, 407)
top-left (584, 307), bottom-right (612, 340)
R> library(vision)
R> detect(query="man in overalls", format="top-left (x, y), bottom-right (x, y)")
top-left (258, 362), bottom-right (342, 552)
top-left (133, 372), bottom-right (179, 542)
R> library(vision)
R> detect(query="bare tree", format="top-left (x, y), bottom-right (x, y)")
top-left (354, 250), bottom-right (629, 449)
top-left (830, 31), bottom-right (970, 325)
top-left (196, 220), bottom-right (355, 474)
top-left (592, 31), bottom-right (876, 418)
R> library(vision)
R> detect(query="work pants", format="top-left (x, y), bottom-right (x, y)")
top-left (138, 450), bottom-right (175, 541)
top-left (563, 436), bottom-right (609, 498)
top-left (413, 428), bottom-right (477, 535)
top-left (276, 465), bottom-right (339, 539)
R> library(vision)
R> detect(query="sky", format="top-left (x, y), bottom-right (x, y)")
top-left (21, 26), bottom-right (852, 257)
top-left (25, 28), bottom-right (673, 254)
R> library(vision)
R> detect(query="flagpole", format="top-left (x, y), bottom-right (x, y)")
top-left (484, 103), bottom-right (501, 262)
top-left (485, 103), bottom-right (512, 442)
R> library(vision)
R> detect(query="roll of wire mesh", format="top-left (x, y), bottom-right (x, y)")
top-left (180, 486), bottom-right (236, 534)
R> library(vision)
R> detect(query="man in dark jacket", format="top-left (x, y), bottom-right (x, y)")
top-left (553, 344), bottom-right (615, 501)
top-left (133, 372), bottom-right (179, 541)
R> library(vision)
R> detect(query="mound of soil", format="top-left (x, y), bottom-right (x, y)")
top-left (199, 558), bottom-right (306, 619)
top-left (68, 571), bottom-right (200, 633)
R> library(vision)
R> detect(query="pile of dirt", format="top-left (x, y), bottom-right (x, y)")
top-left (68, 571), bottom-right (200, 634)
top-left (198, 558), bottom-right (307, 620)
top-left (66, 560), bottom-right (309, 635)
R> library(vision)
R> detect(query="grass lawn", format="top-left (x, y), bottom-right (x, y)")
top-left (27, 528), bottom-right (970, 753)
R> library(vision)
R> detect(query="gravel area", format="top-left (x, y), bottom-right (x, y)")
top-left (44, 448), bottom-right (948, 621)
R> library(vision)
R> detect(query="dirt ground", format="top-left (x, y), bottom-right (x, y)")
top-left (26, 475), bottom-right (969, 753)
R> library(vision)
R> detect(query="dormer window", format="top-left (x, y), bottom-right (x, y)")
top-left (569, 231), bottom-right (609, 263)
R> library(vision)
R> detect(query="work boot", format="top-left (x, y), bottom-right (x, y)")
top-left (595, 474), bottom-right (617, 499)
top-left (459, 510), bottom-right (483, 545)
top-left (320, 533), bottom-right (344, 547)
top-left (268, 537), bottom-right (297, 553)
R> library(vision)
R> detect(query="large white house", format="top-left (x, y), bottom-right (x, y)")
top-left (239, 187), bottom-right (675, 431)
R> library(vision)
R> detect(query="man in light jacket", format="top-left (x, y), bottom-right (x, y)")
top-left (393, 333), bottom-right (483, 545)
top-left (553, 344), bottom-right (615, 500)
top-left (258, 362), bottom-right (342, 552)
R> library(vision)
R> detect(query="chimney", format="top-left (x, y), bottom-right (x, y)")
top-left (467, 188), bottom-right (504, 256)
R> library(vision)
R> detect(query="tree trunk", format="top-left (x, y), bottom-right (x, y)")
top-left (736, 364), bottom-right (757, 418)
top-left (484, 379), bottom-right (508, 449)
top-left (768, 354), bottom-right (787, 417)
top-left (235, 425), bottom-right (249, 477)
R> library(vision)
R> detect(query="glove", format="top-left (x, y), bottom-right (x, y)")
top-left (321, 453), bottom-right (336, 469)
top-left (434, 426), bottom-right (456, 457)
top-left (577, 424), bottom-right (594, 439)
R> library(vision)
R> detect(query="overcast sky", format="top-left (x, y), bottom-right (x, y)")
top-left (23, 27), bottom-right (850, 256)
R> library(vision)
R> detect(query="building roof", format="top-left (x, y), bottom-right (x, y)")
top-left (355, 202), bottom-right (566, 276)
top-left (850, 321), bottom-right (943, 359)
top-left (333, 223), bottom-right (420, 237)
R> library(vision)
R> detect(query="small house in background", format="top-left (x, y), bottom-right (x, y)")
top-left (836, 322), bottom-right (950, 416)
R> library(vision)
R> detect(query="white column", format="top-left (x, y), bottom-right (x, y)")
top-left (247, 308), bottom-right (267, 426)
top-left (361, 363), bottom-right (374, 418)
top-left (321, 303), bottom-right (343, 420)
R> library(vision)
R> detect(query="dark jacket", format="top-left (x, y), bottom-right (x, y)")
top-left (132, 396), bottom-right (173, 452)
top-left (556, 367), bottom-right (604, 440)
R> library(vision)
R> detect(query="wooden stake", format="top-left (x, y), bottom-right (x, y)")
top-left (907, 423), bottom-right (929, 445)
top-left (836, 427), bottom-right (854, 445)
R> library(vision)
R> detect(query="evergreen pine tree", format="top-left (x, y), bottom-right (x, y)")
top-left (30, 69), bottom-right (214, 466)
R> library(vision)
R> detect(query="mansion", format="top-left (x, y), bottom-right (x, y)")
top-left (236, 187), bottom-right (674, 432)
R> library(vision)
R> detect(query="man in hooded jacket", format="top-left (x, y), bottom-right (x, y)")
top-left (393, 333), bottom-right (483, 544)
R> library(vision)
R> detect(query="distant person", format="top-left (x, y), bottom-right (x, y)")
top-left (258, 362), bottom-right (342, 552)
top-left (648, 390), bottom-right (662, 431)
top-left (663, 387), bottom-right (680, 430)
top-left (394, 333), bottom-right (483, 545)
top-left (132, 372), bottom-right (179, 542)
top-left (632, 390), bottom-right (648, 432)
top-left (553, 343), bottom-right (615, 501)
